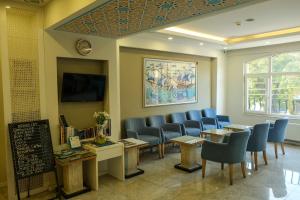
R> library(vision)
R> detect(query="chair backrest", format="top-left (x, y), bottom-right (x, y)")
top-left (187, 110), bottom-right (202, 121)
top-left (148, 115), bottom-right (166, 128)
top-left (202, 108), bottom-right (217, 118)
top-left (170, 112), bottom-right (187, 124)
top-left (125, 118), bottom-right (146, 132)
top-left (251, 123), bottom-right (270, 151)
top-left (227, 131), bottom-right (250, 163)
top-left (274, 119), bottom-right (289, 141)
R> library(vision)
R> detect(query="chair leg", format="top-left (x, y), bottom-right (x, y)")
top-left (274, 143), bottom-right (278, 159)
top-left (241, 161), bottom-right (246, 178)
top-left (281, 143), bottom-right (285, 155)
top-left (254, 152), bottom-right (258, 171)
top-left (162, 143), bottom-right (165, 158)
top-left (229, 164), bottom-right (233, 185)
top-left (202, 159), bottom-right (206, 178)
top-left (137, 148), bottom-right (140, 165)
top-left (263, 150), bottom-right (268, 165)
top-left (221, 163), bottom-right (224, 170)
top-left (158, 144), bottom-right (162, 159)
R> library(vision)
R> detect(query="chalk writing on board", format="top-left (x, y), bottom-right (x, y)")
top-left (8, 120), bottom-right (55, 179)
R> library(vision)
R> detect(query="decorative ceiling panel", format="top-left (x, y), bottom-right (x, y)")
top-left (56, 0), bottom-right (259, 38)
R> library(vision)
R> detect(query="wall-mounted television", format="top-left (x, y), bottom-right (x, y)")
top-left (61, 73), bottom-right (106, 102)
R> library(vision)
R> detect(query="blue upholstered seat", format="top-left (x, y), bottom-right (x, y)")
top-left (148, 115), bottom-right (182, 143)
top-left (202, 108), bottom-right (231, 128)
top-left (267, 119), bottom-right (288, 159)
top-left (201, 131), bottom-right (250, 185)
top-left (187, 110), bottom-right (218, 130)
top-left (246, 123), bottom-right (270, 170)
top-left (125, 117), bottom-right (163, 158)
top-left (170, 112), bottom-right (202, 137)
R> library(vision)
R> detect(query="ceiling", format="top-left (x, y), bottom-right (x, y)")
top-left (158, 0), bottom-right (300, 49)
top-left (55, 0), bottom-right (260, 38)
top-left (175, 0), bottom-right (300, 38)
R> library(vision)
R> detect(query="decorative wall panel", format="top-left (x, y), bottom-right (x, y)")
top-left (56, 0), bottom-right (258, 38)
top-left (7, 8), bottom-right (42, 192)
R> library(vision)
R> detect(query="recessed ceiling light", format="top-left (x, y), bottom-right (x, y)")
top-left (165, 27), bottom-right (225, 42)
top-left (5, 5), bottom-right (11, 9)
top-left (245, 18), bottom-right (255, 22)
top-left (168, 37), bottom-right (173, 40)
top-left (265, 41), bottom-right (271, 44)
top-left (199, 42), bottom-right (204, 46)
top-left (223, 47), bottom-right (228, 50)
top-left (235, 21), bottom-right (241, 26)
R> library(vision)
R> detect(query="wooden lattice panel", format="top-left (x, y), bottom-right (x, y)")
top-left (7, 8), bottom-right (42, 192)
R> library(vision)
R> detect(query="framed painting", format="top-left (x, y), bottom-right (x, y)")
top-left (143, 58), bottom-right (197, 107)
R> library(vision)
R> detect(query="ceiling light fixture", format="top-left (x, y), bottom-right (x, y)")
top-left (168, 37), bottom-right (173, 40)
top-left (165, 27), bottom-right (225, 42)
top-left (5, 5), bottom-right (11, 9)
top-left (199, 42), bottom-right (204, 46)
top-left (245, 18), bottom-right (255, 22)
top-left (223, 47), bottom-right (228, 50)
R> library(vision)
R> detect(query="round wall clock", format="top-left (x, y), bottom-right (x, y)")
top-left (75, 39), bottom-right (92, 56)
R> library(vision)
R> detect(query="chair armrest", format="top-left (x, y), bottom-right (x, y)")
top-left (201, 140), bottom-right (228, 162)
top-left (202, 117), bottom-right (218, 125)
top-left (217, 115), bottom-right (230, 122)
top-left (126, 130), bottom-right (139, 139)
top-left (139, 127), bottom-right (161, 139)
top-left (162, 123), bottom-right (181, 133)
top-left (184, 120), bottom-right (201, 129)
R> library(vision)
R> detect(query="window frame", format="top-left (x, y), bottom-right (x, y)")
top-left (244, 53), bottom-right (300, 118)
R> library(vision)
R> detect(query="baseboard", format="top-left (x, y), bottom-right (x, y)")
top-left (285, 139), bottom-right (300, 146)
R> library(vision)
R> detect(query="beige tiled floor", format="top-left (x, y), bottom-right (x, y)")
top-left (3, 143), bottom-right (300, 200)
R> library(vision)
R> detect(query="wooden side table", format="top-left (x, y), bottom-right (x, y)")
top-left (170, 136), bottom-right (205, 173)
top-left (55, 151), bottom-right (96, 199)
top-left (120, 138), bottom-right (148, 179)
top-left (224, 124), bottom-right (252, 132)
top-left (201, 129), bottom-right (233, 142)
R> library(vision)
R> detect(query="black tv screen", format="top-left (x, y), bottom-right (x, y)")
top-left (61, 73), bottom-right (106, 102)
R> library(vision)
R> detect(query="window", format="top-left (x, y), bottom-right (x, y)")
top-left (245, 52), bottom-right (300, 116)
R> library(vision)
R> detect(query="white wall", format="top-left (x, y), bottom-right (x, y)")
top-left (226, 41), bottom-right (300, 141)
top-left (43, 30), bottom-right (120, 145)
top-left (118, 33), bottom-right (227, 114)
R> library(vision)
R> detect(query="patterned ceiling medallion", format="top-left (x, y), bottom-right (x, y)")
top-left (56, 0), bottom-right (264, 38)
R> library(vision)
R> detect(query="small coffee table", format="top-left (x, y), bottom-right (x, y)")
top-left (119, 138), bottom-right (148, 179)
top-left (201, 129), bottom-right (233, 142)
top-left (224, 124), bottom-right (252, 132)
top-left (170, 136), bottom-right (205, 173)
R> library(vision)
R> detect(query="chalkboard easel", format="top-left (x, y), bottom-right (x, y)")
top-left (8, 119), bottom-right (61, 200)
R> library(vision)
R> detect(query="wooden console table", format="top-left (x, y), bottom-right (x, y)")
top-left (83, 141), bottom-right (125, 191)
top-left (55, 151), bottom-right (96, 199)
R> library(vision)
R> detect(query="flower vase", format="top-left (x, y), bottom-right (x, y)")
top-left (95, 126), bottom-right (107, 144)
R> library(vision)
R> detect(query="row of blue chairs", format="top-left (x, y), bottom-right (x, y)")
top-left (124, 108), bottom-right (231, 158)
top-left (202, 118), bottom-right (288, 185)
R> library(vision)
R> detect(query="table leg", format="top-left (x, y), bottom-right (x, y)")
top-left (85, 157), bottom-right (98, 191)
top-left (174, 144), bottom-right (202, 172)
top-left (124, 147), bottom-right (144, 179)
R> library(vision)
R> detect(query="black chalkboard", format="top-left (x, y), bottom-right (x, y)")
top-left (8, 120), bottom-right (55, 180)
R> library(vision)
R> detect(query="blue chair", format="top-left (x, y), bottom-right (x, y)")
top-left (201, 131), bottom-right (250, 185)
top-left (148, 115), bottom-right (182, 157)
top-left (202, 108), bottom-right (231, 128)
top-left (186, 110), bottom-right (218, 130)
top-left (246, 123), bottom-right (270, 170)
top-left (125, 117), bottom-right (163, 158)
top-left (170, 112), bottom-right (202, 137)
top-left (268, 119), bottom-right (288, 159)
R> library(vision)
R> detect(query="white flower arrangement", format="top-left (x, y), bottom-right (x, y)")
top-left (93, 111), bottom-right (110, 128)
